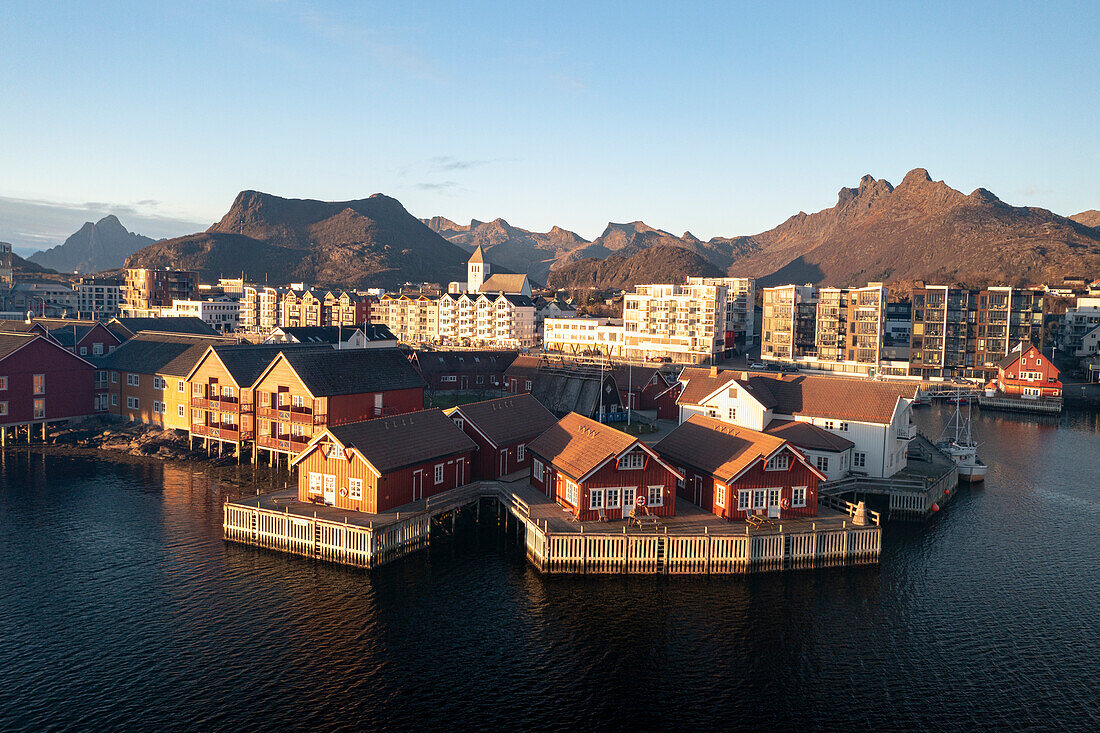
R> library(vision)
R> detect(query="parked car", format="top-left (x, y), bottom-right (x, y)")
top-left (748, 362), bottom-right (766, 369)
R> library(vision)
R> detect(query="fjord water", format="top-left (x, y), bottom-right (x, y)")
top-left (1, 406), bottom-right (1098, 732)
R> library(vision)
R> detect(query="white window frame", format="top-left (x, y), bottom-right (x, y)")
top-left (765, 454), bottom-right (790, 471)
top-left (349, 478), bottom-right (363, 501)
top-left (441, 375), bottom-right (457, 383)
top-left (434, 463), bottom-right (444, 484)
top-left (323, 475), bottom-right (336, 493)
top-left (815, 455), bottom-right (829, 473)
top-left (647, 485), bottom-right (664, 507)
top-left (566, 481), bottom-right (578, 506)
top-left (737, 490), bottom-right (750, 511)
top-left (127, 373), bottom-right (140, 387)
top-left (853, 452), bottom-right (866, 468)
top-left (309, 472), bottom-right (323, 493)
top-left (126, 396), bottom-right (139, 410)
top-left (0, 376), bottom-right (6, 391)
top-left (0, 401), bottom-right (7, 416)
top-left (516, 443), bottom-right (525, 462)
top-left (178, 405), bottom-right (185, 418)
top-left (589, 488), bottom-right (604, 510)
top-left (532, 458), bottom-right (543, 481)
top-left (792, 486), bottom-right (807, 508)
top-left (839, 422), bottom-right (849, 432)
top-left (33, 398), bottom-right (45, 419)
top-left (292, 394), bottom-right (304, 408)
top-left (605, 487), bottom-right (620, 509)
top-left (178, 380), bottom-right (185, 393)
top-left (33, 374), bottom-right (45, 395)
top-left (715, 483), bottom-right (727, 508)
top-left (619, 452), bottom-right (644, 470)
top-left (752, 489), bottom-right (766, 509)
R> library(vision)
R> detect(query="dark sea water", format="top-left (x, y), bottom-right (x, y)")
top-left (1, 405), bottom-right (1099, 732)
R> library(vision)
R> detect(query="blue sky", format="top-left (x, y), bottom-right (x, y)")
top-left (1, 0), bottom-right (1097, 253)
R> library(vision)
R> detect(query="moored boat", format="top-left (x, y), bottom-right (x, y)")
top-left (937, 389), bottom-right (987, 483)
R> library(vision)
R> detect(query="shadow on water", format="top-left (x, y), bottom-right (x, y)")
top-left (1, 408), bottom-right (1099, 731)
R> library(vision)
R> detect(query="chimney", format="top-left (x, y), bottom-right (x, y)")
top-left (709, 366), bottom-right (719, 377)
top-left (741, 371), bottom-right (748, 380)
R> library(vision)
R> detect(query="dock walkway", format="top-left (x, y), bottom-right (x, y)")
top-left (224, 476), bottom-right (881, 575)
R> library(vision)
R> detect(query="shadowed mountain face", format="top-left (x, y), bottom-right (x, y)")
top-left (29, 215), bottom-right (153, 273)
top-left (547, 245), bottom-right (723, 291)
top-left (126, 191), bottom-right (475, 288)
top-left (422, 216), bottom-right (588, 282)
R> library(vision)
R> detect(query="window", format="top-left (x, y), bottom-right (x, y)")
top-left (589, 488), bottom-right (604, 510)
top-left (647, 485), bottom-right (664, 507)
top-left (178, 405), bottom-right (185, 418)
top-left (192, 409), bottom-right (204, 424)
top-left (823, 420), bottom-right (834, 430)
top-left (853, 452), bottom-right (866, 468)
top-left (606, 488), bottom-right (620, 508)
top-left (525, 380), bottom-right (532, 391)
top-left (33, 398), bottom-right (45, 419)
top-left (727, 387), bottom-right (737, 398)
top-left (0, 377), bottom-right (6, 390)
top-left (752, 489), bottom-right (766, 509)
top-left (125, 373), bottom-right (138, 387)
top-left (727, 407), bottom-right (736, 421)
top-left (222, 385), bottom-right (234, 399)
top-left (715, 484), bottom-right (727, 508)
top-left (792, 486), bottom-right (807, 508)
top-left (765, 454), bottom-right (790, 471)
top-left (309, 472), bottom-right (323, 493)
top-left (178, 381), bottom-right (185, 393)
top-left (0, 402), bottom-right (7, 416)
top-left (619, 452), bottom-right (645, 470)
top-left (111, 371), bottom-right (118, 383)
top-left (323, 475), bottom-right (336, 492)
top-left (566, 481), bottom-right (578, 506)
top-left (154, 376), bottom-right (166, 390)
top-left (93, 343), bottom-right (104, 356)
top-left (153, 401), bottom-right (165, 414)
top-left (441, 375), bottom-right (457, 383)
top-left (434, 463), bottom-right (444, 484)
top-left (839, 422), bottom-right (849, 432)
top-left (111, 394), bottom-right (118, 406)
top-left (80, 347), bottom-right (88, 356)
top-left (738, 490), bottom-right (750, 511)
top-left (126, 396), bottom-right (139, 410)
top-left (349, 478), bottom-right (363, 500)
top-left (516, 443), bottom-right (525, 462)
top-left (292, 394), bottom-right (304, 408)
top-left (815, 455), bottom-right (829, 472)
top-left (33, 374), bottom-right (45, 394)
top-left (532, 458), bottom-right (543, 481)
top-left (291, 423), bottom-right (304, 437)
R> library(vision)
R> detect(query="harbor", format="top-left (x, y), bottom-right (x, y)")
top-left (223, 475), bottom-right (881, 574)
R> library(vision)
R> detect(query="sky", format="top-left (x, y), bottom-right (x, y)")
top-left (1, 0), bottom-right (1098, 255)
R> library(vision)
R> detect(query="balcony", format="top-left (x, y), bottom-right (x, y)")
top-left (895, 423), bottom-right (917, 441)
top-left (191, 423), bottom-right (252, 441)
top-left (257, 434), bottom-right (312, 452)
top-left (256, 405), bottom-right (327, 425)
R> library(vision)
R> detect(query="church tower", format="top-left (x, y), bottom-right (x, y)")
top-left (467, 245), bottom-right (488, 294)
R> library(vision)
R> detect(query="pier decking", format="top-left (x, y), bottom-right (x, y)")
top-left (224, 475), bottom-right (881, 574)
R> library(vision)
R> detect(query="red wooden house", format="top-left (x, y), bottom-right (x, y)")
top-left (653, 381), bottom-right (683, 420)
top-left (445, 393), bottom-right (557, 480)
top-left (414, 350), bottom-right (518, 391)
top-left (290, 409), bottom-right (477, 513)
top-left (654, 415), bottom-right (825, 521)
top-left (34, 318), bottom-right (122, 357)
top-left (527, 412), bottom-right (682, 521)
top-left (0, 333), bottom-right (95, 435)
top-left (991, 342), bottom-right (1062, 398)
top-left (609, 365), bottom-right (671, 410)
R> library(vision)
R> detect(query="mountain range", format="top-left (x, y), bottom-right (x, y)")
top-left (126, 191), bottom-right (474, 288)
top-left (117, 169), bottom-right (1100, 291)
top-left (29, 215), bottom-right (153, 273)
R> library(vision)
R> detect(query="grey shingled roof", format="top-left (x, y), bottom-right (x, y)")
top-left (327, 409), bottom-right (477, 473)
top-left (0, 333), bottom-right (37, 361)
top-left (207, 343), bottom-right (329, 386)
top-left (278, 348), bottom-right (426, 396)
top-left (96, 333), bottom-right (226, 374)
top-left (110, 317), bottom-right (219, 338)
top-left (414, 350), bottom-right (518, 376)
top-left (447, 394), bottom-right (557, 446)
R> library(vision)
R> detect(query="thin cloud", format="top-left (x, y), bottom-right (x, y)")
top-left (414, 181), bottom-right (461, 192)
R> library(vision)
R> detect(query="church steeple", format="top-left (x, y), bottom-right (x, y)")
top-left (467, 246), bottom-right (489, 293)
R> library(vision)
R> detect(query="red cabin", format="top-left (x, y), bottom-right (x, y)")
top-left (445, 394), bottom-right (557, 480)
top-left (654, 415), bottom-right (825, 521)
top-left (992, 342), bottom-right (1062, 398)
top-left (290, 409), bottom-right (476, 513)
top-left (527, 412), bottom-right (682, 521)
top-left (653, 381), bottom-right (683, 421)
top-left (0, 333), bottom-right (95, 432)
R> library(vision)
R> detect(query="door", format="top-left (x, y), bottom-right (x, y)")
top-left (623, 487), bottom-right (637, 516)
top-left (461, 375), bottom-right (469, 389)
top-left (412, 469), bottom-right (423, 501)
top-left (767, 488), bottom-right (782, 518)
top-left (693, 476), bottom-right (703, 506)
top-left (374, 393), bottom-right (383, 416)
top-left (456, 457), bottom-right (465, 486)
top-left (499, 448), bottom-right (508, 477)
top-left (323, 475), bottom-right (336, 506)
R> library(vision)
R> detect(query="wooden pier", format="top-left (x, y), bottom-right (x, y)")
top-left (978, 394), bottom-right (1063, 414)
top-left (223, 478), bottom-right (881, 575)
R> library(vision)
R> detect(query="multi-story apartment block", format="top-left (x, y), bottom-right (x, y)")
top-left (1060, 296), bottom-right (1100, 358)
top-left (686, 276), bottom-right (756, 348)
top-left (240, 285), bottom-right (282, 332)
top-left (437, 291), bottom-right (536, 348)
top-left (908, 285), bottom-right (1044, 380)
top-left (74, 276), bottom-right (123, 319)
top-left (622, 283), bottom-right (727, 364)
top-left (163, 297), bottom-right (241, 333)
top-left (542, 316), bottom-right (625, 357)
top-left (761, 285), bottom-right (816, 362)
top-left (375, 294), bottom-right (440, 344)
top-left (278, 289), bottom-right (371, 328)
top-left (0, 242), bottom-right (12, 287)
top-left (123, 268), bottom-right (198, 311)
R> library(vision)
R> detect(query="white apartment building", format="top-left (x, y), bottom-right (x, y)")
top-left (164, 298), bottom-right (240, 333)
top-left (686, 276), bottom-right (756, 348)
top-left (543, 316), bottom-right (625, 357)
top-left (375, 294), bottom-right (440, 344)
top-left (622, 283), bottom-right (727, 364)
top-left (240, 285), bottom-right (282, 332)
top-left (1061, 296), bottom-right (1100, 357)
top-left (75, 277), bottom-right (123, 318)
top-left (437, 291), bottom-right (536, 348)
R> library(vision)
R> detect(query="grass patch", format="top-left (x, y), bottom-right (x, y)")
top-left (604, 421), bottom-right (658, 435)
top-left (425, 391), bottom-right (506, 410)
